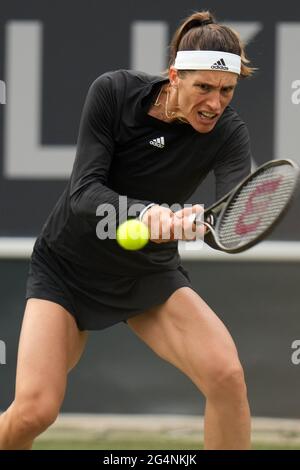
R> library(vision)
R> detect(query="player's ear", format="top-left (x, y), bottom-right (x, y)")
top-left (169, 66), bottom-right (179, 86)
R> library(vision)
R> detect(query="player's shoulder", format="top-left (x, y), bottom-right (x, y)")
top-left (215, 105), bottom-right (249, 139)
top-left (220, 105), bottom-right (246, 127)
top-left (219, 106), bottom-right (246, 131)
top-left (91, 69), bottom-right (162, 93)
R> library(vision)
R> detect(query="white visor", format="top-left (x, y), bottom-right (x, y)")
top-left (174, 50), bottom-right (241, 75)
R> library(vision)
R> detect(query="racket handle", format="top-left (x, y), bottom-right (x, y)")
top-left (188, 213), bottom-right (213, 233)
top-left (188, 213), bottom-right (219, 248)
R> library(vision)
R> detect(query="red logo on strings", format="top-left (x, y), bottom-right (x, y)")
top-left (235, 177), bottom-right (282, 235)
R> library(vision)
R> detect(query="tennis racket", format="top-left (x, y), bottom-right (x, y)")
top-left (194, 159), bottom-right (300, 253)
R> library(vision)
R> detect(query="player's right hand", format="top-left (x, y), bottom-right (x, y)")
top-left (141, 204), bottom-right (204, 243)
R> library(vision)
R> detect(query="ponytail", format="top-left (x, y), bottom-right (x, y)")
top-left (169, 11), bottom-right (254, 78)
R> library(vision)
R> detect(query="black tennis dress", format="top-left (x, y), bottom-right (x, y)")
top-left (26, 70), bottom-right (251, 331)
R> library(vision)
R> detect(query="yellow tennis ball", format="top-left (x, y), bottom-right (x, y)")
top-left (116, 219), bottom-right (150, 250)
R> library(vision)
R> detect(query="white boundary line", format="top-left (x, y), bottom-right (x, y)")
top-left (0, 237), bottom-right (299, 261)
top-left (48, 413), bottom-right (300, 434)
top-left (29, 413), bottom-right (300, 445)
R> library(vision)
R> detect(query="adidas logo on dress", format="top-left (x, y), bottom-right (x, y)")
top-left (149, 136), bottom-right (165, 148)
top-left (211, 58), bottom-right (229, 71)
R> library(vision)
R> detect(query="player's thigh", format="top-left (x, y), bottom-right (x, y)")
top-left (15, 299), bottom-right (88, 406)
top-left (127, 287), bottom-right (243, 395)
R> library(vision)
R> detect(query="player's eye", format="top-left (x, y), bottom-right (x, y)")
top-left (196, 84), bottom-right (210, 92)
top-left (222, 86), bottom-right (235, 95)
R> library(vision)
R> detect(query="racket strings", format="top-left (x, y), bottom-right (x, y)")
top-left (218, 165), bottom-right (297, 249)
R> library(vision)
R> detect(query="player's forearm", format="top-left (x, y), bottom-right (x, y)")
top-left (70, 181), bottom-right (153, 225)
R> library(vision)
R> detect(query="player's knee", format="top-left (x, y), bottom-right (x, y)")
top-left (15, 395), bottom-right (60, 433)
top-left (204, 362), bottom-right (247, 402)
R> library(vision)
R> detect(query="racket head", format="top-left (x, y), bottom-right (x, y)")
top-left (211, 159), bottom-right (300, 253)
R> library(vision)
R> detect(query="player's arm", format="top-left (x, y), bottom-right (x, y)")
top-left (213, 123), bottom-right (252, 200)
top-left (69, 74), bottom-right (153, 225)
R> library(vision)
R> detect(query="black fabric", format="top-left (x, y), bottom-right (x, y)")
top-left (26, 237), bottom-right (193, 331)
top-left (26, 69), bottom-right (251, 330)
top-left (41, 69), bottom-right (251, 277)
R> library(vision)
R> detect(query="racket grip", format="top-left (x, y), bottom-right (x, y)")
top-left (188, 213), bottom-right (219, 247)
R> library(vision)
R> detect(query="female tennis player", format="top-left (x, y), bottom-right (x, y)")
top-left (0, 10), bottom-right (254, 449)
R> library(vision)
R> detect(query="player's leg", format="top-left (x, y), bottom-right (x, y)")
top-left (0, 299), bottom-right (88, 450)
top-left (127, 287), bottom-right (250, 450)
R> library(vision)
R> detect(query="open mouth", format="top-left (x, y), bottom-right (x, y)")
top-left (198, 111), bottom-right (218, 120)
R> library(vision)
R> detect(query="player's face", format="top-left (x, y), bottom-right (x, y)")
top-left (170, 68), bottom-right (238, 133)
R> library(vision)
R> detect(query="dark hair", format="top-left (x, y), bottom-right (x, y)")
top-left (169, 10), bottom-right (255, 78)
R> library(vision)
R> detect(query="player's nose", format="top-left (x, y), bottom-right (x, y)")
top-left (205, 91), bottom-right (222, 113)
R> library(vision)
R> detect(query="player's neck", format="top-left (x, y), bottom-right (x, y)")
top-left (148, 84), bottom-right (177, 123)
top-left (148, 84), bottom-right (188, 124)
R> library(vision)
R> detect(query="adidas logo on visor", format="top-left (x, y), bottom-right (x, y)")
top-left (211, 58), bottom-right (229, 71)
top-left (149, 136), bottom-right (165, 148)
